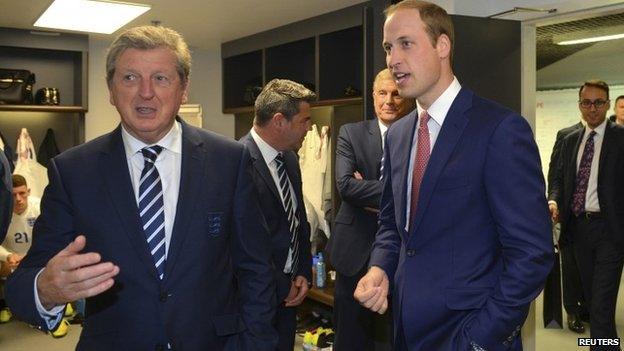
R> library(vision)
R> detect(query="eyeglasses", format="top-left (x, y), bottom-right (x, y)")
top-left (579, 99), bottom-right (609, 109)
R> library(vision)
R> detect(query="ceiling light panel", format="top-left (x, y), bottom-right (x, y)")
top-left (34, 0), bottom-right (151, 34)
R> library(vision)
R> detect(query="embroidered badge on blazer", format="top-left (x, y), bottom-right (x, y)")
top-left (206, 212), bottom-right (223, 237)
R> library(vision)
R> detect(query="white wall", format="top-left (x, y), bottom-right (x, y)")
top-left (187, 47), bottom-right (234, 138)
top-left (85, 38), bottom-right (118, 141)
top-left (85, 38), bottom-right (234, 142)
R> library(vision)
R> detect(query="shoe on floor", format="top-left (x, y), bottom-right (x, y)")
top-left (0, 308), bottom-right (11, 323)
top-left (64, 303), bottom-right (75, 317)
top-left (50, 319), bottom-right (70, 338)
top-left (567, 313), bottom-right (585, 334)
top-left (68, 313), bottom-right (84, 326)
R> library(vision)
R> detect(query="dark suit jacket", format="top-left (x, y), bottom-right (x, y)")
top-left (549, 120), bottom-right (624, 245)
top-left (37, 128), bottom-right (61, 168)
top-left (6, 119), bottom-right (277, 351)
top-left (240, 133), bottom-right (312, 302)
top-left (326, 119), bottom-right (383, 277)
top-left (0, 151), bottom-right (12, 242)
top-left (369, 88), bottom-right (552, 351)
top-left (547, 122), bottom-right (583, 200)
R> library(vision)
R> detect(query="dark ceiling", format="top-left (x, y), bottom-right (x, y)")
top-left (537, 12), bottom-right (624, 70)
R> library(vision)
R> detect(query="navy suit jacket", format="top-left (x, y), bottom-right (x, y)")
top-left (240, 133), bottom-right (312, 302)
top-left (550, 121), bottom-right (624, 245)
top-left (547, 122), bottom-right (583, 201)
top-left (0, 150), bottom-right (12, 242)
top-left (6, 120), bottom-right (277, 351)
top-left (369, 89), bottom-right (552, 351)
top-left (326, 119), bottom-right (383, 277)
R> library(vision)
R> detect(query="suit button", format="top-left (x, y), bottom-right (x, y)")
top-left (159, 292), bottom-right (168, 302)
top-left (406, 249), bottom-right (415, 257)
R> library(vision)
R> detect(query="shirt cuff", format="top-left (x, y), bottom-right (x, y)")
top-left (34, 268), bottom-right (65, 330)
top-left (548, 200), bottom-right (557, 206)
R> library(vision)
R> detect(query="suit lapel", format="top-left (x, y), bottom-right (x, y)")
top-left (99, 127), bottom-right (160, 280)
top-left (569, 128), bottom-right (585, 183)
top-left (598, 121), bottom-right (614, 186)
top-left (409, 89), bottom-right (471, 235)
top-left (284, 151), bottom-right (302, 201)
top-left (367, 120), bottom-right (383, 177)
top-left (165, 120), bottom-right (206, 279)
top-left (244, 133), bottom-right (282, 201)
top-left (392, 110), bottom-right (418, 234)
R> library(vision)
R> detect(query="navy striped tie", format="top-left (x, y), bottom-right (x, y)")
top-left (380, 130), bottom-right (387, 180)
top-left (139, 145), bottom-right (166, 280)
top-left (275, 153), bottom-right (299, 279)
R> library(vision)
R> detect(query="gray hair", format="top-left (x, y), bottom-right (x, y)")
top-left (254, 79), bottom-right (316, 126)
top-left (106, 25), bottom-right (191, 86)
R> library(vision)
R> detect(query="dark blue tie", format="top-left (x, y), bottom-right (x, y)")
top-left (380, 130), bottom-right (387, 180)
top-left (275, 153), bottom-right (300, 279)
top-left (139, 145), bottom-right (166, 280)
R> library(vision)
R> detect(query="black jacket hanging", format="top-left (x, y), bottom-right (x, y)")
top-left (37, 128), bottom-right (60, 168)
top-left (0, 151), bottom-right (12, 242)
top-left (0, 131), bottom-right (15, 172)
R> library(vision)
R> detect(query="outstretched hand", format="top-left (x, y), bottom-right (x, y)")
top-left (36, 235), bottom-right (119, 310)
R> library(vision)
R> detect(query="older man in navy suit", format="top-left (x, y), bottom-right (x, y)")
top-left (354, 1), bottom-right (552, 350)
top-left (326, 68), bottom-right (414, 351)
top-left (6, 26), bottom-right (276, 351)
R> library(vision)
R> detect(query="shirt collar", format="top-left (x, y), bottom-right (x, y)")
top-left (121, 120), bottom-right (182, 158)
top-left (250, 127), bottom-right (280, 165)
top-left (416, 76), bottom-right (461, 126)
top-left (584, 118), bottom-right (607, 138)
top-left (378, 120), bottom-right (388, 136)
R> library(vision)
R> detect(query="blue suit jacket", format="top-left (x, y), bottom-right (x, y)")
top-left (6, 120), bottom-right (277, 351)
top-left (369, 89), bottom-right (552, 351)
top-left (240, 133), bottom-right (312, 302)
top-left (550, 121), bottom-right (624, 246)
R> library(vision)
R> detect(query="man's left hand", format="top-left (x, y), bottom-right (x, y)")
top-left (284, 275), bottom-right (309, 307)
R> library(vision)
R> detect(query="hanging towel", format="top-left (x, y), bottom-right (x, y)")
top-left (14, 128), bottom-right (48, 198)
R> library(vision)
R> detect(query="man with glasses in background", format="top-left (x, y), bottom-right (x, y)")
top-left (550, 80), bottom-right (624, 349)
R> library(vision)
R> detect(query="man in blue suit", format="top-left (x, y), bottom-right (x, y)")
top-left (6, 25), bottom-right (276, 350)
top-left (354, 1), bottom-right (553, 350)
top-left (239, 79), bottom-right (314, 351)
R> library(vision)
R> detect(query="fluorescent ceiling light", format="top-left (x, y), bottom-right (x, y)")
top-left (557, 33), bottom-right (624, 45)
top-left (34, 0), bottom-right (151, 34)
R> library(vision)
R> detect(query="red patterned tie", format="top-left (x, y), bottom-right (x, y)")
top-left (410, 110), bottom-right (431, 224)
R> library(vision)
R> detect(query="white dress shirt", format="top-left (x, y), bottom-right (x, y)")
top-left (405, 77), bottom-right (461, 231)
top-left (35, 121), bottom-right (182, 329)
top-left (378, 120), bottom-right (388, 151)
top-left (122, 121), bottom-right (182, 256)
top-left (576, 119), bottom-right (606, 212)
top-left (250, 128), bottom-right (298, 273)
